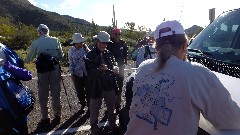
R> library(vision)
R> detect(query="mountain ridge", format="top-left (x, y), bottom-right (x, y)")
top-left (0, 0), bottom-right (91, 31)
top-left (0, 0), bottom-right (203, 35)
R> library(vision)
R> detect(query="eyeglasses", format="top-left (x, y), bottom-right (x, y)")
top-left (97, 40), bottom-right (107, 44)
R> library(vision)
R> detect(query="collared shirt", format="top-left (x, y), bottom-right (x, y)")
top-left (68, 46), bottom-right (87, 77)
top-left (25, 34), bottom-right (63, 63)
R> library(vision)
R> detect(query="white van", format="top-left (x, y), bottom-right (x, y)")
top-left (188, 8), bottom-right (240, 135)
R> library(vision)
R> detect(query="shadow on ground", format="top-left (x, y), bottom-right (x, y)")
top-left (30, 109), bottom-right (89, 135)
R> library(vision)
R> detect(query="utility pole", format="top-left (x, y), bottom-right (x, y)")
top-left (209, 8), bottom-right (215, 24)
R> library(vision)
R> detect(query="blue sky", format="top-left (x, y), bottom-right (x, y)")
top-left (28, 0), bottom-right (240, 31)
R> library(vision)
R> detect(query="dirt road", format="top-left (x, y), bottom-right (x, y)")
top-left (26, 61), bottom-right (136, 135)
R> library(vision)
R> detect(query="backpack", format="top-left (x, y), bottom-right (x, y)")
top-left (2, 46), bottom-right (24, 68)
top-left (0, 45), bottom-right (35, 117)
top-left (0, 65), bottom-right (35, 117)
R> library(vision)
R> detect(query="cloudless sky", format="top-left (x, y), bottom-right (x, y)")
top-left (28, 0), bottom-right (240, 31)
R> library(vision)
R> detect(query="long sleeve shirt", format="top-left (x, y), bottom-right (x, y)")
top-left (25, 34), bottom-right (63, 63)
top-left (126, 56), bottom-right (240, 135)
top-left (68, 46), bottom-right (87, 77)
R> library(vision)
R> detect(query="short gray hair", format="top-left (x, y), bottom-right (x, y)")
top-left (37, 24), bottom-right (49, 35)
top-left (38, 28), bottom-right (49, 35)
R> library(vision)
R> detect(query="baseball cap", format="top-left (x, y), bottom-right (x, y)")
top-left (93, 31), bottom-right (110, 42)
top-left (37, 24), bottom-right (49, 31)
top-left (154, 20), bottom-right (185, 40)
top-left (112, 28), bottom-right (121, 34)
top-left (70, 33), bottom-right (86, 44)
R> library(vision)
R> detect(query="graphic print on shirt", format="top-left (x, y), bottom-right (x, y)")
top-left (134, 73), bottom-right (179, 130)
top-left (69, 47), bottom-right (87, 77)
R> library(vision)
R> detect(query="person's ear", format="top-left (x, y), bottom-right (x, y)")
top-left (182, 43), bottom-right (188, 52)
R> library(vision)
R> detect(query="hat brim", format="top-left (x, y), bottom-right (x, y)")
top-left (93, 35), bottom-right (97, 39)
top-left (70, 38), bottom-right (86, 44)
top-left (93, 36), bottom-right (110, 42)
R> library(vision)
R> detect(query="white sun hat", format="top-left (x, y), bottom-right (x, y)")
top-left (93, 31), bottom-right (110, 42)
top-left (71, 33), bottom-right (86, 44)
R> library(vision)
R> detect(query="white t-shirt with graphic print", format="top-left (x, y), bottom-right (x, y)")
top-left (125, 56), bottom-right (240, 135)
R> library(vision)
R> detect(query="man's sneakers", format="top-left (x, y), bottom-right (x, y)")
top-left (38, 116), bottom-right (61, 129)
top-left (36, 118), bottom-right (51, 132)
top-left (39, 118), bottom-right (50, 127)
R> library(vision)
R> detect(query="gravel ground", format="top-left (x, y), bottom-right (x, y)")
top-left (24, 61), bottom-right (136, 135)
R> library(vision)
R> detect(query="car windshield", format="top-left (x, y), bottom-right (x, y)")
top-left (188, 9), bottom-right (240, 65)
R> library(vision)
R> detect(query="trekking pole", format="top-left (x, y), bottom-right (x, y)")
top-left (59, 64), bottom-right (72, 111)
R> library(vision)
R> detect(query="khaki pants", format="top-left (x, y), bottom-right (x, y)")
top-left (90, 90), bottom-right (116, 135)
top-left (37, 65), bottom-right (61, 120)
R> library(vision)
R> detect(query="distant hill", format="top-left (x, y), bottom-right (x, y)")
top-left (185, 25), bottom-right (204, 37)
top-left (0, 0), bottom-right (91, 31)
top-left (0, 0), bottom-right (204, 38)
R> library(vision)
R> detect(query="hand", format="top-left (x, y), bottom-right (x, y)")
top-left (113, 66), bottom-right (119, 75)
top-left (98, 64), bottom-right (108, 71)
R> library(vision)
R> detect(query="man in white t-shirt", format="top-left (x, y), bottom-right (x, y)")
top-left (136, 37), bottom-right (156, 68)
top-left (125, 20), bottom-right (240, 135)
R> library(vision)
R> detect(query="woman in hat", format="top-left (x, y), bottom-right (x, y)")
top-left (68, 33), bottom-right (90, 113)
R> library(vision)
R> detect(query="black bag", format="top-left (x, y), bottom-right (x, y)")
top-left (36, 53), bottom-right (57, 73)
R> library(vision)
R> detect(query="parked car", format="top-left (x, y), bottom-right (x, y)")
top-left (188, 8), bottom-right (240, 135)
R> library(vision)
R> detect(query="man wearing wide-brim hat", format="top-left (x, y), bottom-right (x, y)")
top-left (68, 33), bottom-right (90, 113)
top-left (85, 31), bottom-right (119, 135)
